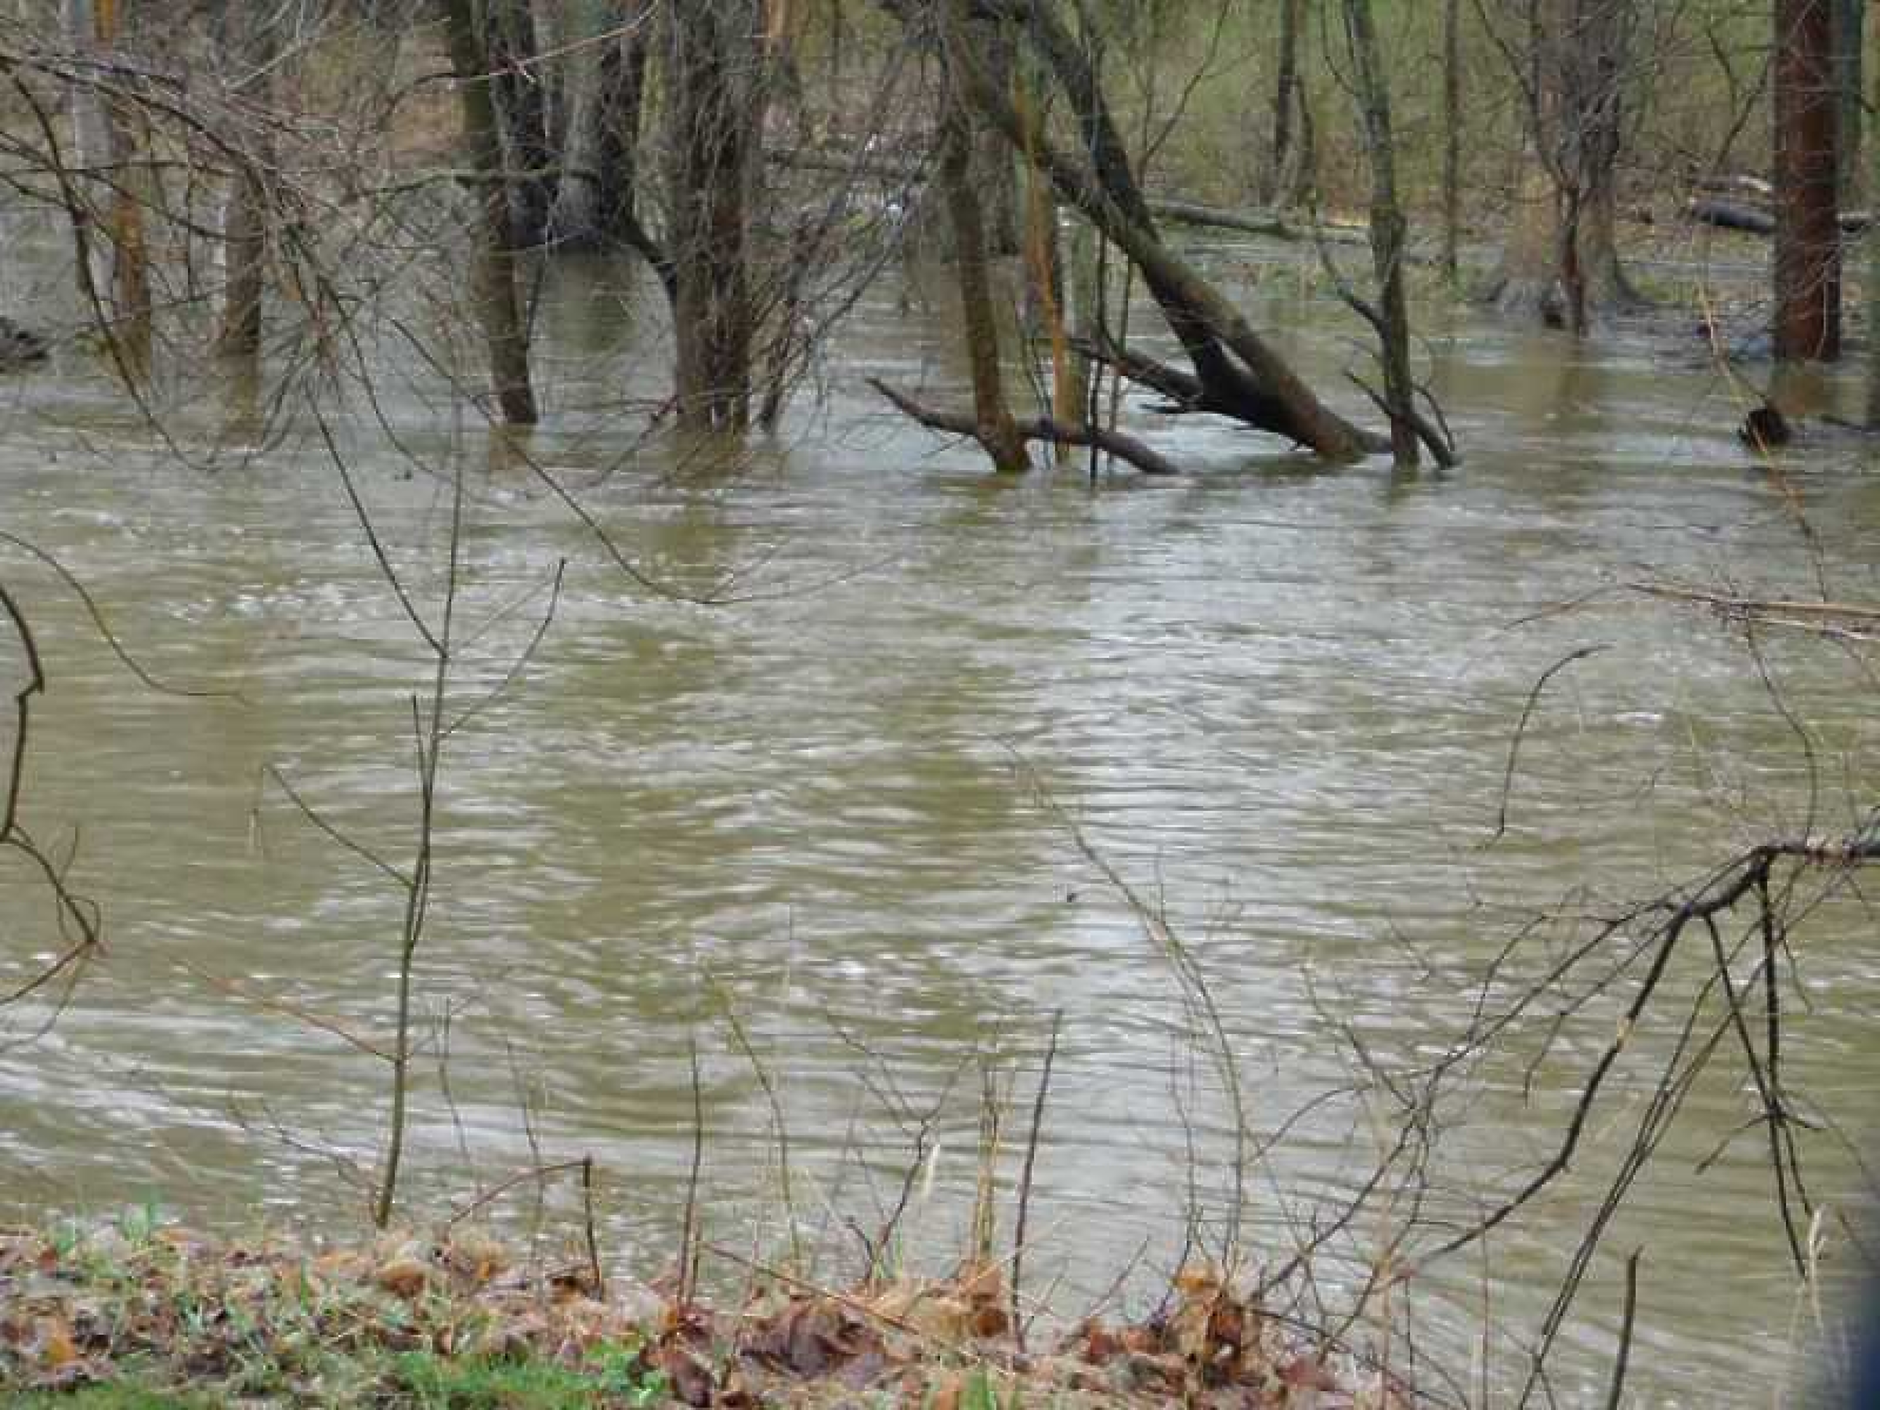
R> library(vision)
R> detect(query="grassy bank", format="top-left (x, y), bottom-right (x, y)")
top-left (1, 1215), bottom-right (1382, 1408)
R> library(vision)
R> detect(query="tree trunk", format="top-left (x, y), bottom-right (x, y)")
top-left (1866, 35), bottom-right (1880, 423)
top-left (59, 0), bottom-right (113, 311)
top-left (1834, 0), bottom-right (1862, 203)
top-left (1483, 0), bottom-right (1640, 329)
top-left (1341, 0), bottom-right (1418, 467)
top-left (666, 0), bottom-right (757, 432)
top-left (937, 1), bottom-right (1028, 473)
top-left (1442, 0), bottom-right (1462, 284)
top-left (1773, 0), bottom-right (1841, 363)
top-left (487, 0), bottom-right (554, 247)
top-left (550, 0), bottom-right (655, 248)
top-left (96, 0), bottom-right (151, 378)
top-left (440, 0), bottom-right (539, 424)
top-left (975, 22), bottom-right (1021, 256)
top-left (216, 0), bottom-right (274, 359)
top-left (1262, 0), bottom-right (1304, 206)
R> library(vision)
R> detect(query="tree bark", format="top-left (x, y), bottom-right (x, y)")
top-left (1262, 0), bottom-right (1304, 207)
top-left (1341, 0), bottom-right (1419, 467)
top-left (97, 0), bottom-right (151, 377)
top-left (666, 0), bottom-right (757, 432)
top-left (935, 0), bottom-right (1028, 472)
top-left (1442, 0), bottom-right (1462, 284)
top-left (1833, 0), bottom-right (1862, 203)
top-left (1774, 0), bottom-right (1842, 362)
top-left (1866, 35), bottom-right (1880, 424)
top-left (440, 0), bottom-right (539, 424)
top-left (59, 0), bottom-right (113, 312)
top-left (487, 0), bottom-right (554, 247)
top-left (216, 0), bottom-right (273, 359)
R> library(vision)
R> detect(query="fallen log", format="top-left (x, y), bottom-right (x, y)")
top-left (1688, 197), bottom-right (1774, 234)
top-left (868, 377), bottom-right (1183, 474)
top-left (1687, 197), bottom-right (1872, 236)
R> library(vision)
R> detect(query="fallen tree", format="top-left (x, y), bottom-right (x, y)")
top-left (873, 0), bottom-right (1389, 463)
top-left (869, 377), bottom-right (1181, 474)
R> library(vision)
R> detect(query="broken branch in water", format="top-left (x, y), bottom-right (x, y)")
top-left (868, 377), bottom-right (1183, 475)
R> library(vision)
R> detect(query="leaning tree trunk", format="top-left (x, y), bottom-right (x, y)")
top-left (666, 0), bottom-right (757, 432)
top-left (1773, 0), bottom-right (1841, 363)
top-left (439, 0), bottom-right (539, 423)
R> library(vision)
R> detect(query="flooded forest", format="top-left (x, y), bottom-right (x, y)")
top-left (0, 0), bottom-right (1877, 1406)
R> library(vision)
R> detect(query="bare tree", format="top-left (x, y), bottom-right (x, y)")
top-left (1261, 0), bottom-right (1306, 207)
top-left (214, 0), bottom-right (275, 360)
top-left (1479, 0), bottom-right (1643, 332)
top-left (933, 3), bottom-right (1027, 473)
top-left (439, 0), bottom-right (539, 423)
top-left (1338, 0), bottom-right (1424, 468)
top-left (664, 0), bottom-right (759, 432)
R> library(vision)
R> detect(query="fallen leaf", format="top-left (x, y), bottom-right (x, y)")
top-left (373, 1255), bottom-right (429, 1299)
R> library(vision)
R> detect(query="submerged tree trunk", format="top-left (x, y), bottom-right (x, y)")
top-left (1774, 0), bottom-right (1841, 362)
top-left (665, 0), bottom-right (757, 432)
top-left (1341, 0), bottom-right (1419, 467)
top-left (440, 0), bottom-right (539, 424)
top-left (936, 2), bottom-right (1027, 473)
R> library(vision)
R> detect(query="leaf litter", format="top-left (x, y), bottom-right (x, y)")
top-left (0, 1221), bottom-right (1403, 1406)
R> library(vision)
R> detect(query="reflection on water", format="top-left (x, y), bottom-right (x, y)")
top-left (1, 240), bottom-right (1878, 1406)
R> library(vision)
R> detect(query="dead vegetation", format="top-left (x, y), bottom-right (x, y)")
top-left (0, 1219), bottom-right (1399, 1407)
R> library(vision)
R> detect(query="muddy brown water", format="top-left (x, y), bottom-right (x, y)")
top-left (1, 230), bottom-right (1877, 1406)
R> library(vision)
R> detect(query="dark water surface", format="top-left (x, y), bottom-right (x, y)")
top-left (2, 238), bottom-right (1877, 1406)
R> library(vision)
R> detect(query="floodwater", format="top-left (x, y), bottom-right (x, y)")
top-left (1, 222), bottom-right (1877, 1406)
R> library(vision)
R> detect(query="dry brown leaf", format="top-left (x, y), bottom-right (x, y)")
top-left (37, 1316), bottom-right (78, 1369)
top-left (372, 1255), bottom-right (429, 1299)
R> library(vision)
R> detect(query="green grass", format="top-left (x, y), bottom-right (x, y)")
top-left (392, 1348), bottom-right (668, 1409)
top-left (9, 1387), bottom-right (221, 1410)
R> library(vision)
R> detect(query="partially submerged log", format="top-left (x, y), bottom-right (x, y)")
top-left (869, 377), bottom-right (1182, 474)
top-left (0, 316), bottom-right (47, 371)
